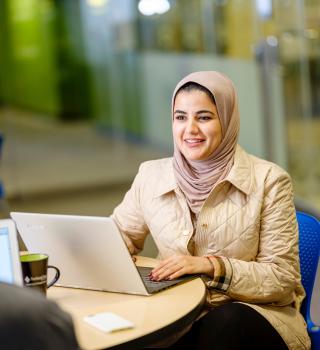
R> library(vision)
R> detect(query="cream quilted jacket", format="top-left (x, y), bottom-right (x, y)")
top-left (112, 145), bottom-right (310, 350)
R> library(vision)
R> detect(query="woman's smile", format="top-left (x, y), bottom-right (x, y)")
top-left (184, 138), bottom-right (205, 146)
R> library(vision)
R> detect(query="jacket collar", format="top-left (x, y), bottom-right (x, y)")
top-left (153, 159), bottom-right (178, 198)
top-left (154, 145), bottom-right (254, 198)
top-left (224, 145), bottom-right (254, 195)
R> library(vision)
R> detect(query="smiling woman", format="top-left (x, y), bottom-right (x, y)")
top-left (111, 71), bottom-right (310, 350)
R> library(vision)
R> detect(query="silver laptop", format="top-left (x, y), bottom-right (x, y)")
top-left (10, 212), bottom-right (196, 295)
top-left (0, 219), bottom-right (23, 286)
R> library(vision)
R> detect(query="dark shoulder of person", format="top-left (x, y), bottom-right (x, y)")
top-left (0, 282), bottom-right (79, 350)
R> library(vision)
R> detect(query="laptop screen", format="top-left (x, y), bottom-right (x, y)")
top-left (0, 220), bottom-right (22, 285)
top-left (0, 226), bottom-right (15, 283)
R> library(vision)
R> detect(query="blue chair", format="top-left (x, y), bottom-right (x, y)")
top-left (297, 211), bottom-right (320, 349)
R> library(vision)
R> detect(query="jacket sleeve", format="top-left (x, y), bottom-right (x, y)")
top-left (111, 163), bottom-right (149, 255)
top-left (209, 170), bottom-right (302, 306)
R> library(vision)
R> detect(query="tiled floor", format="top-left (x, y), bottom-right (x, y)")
top-left (0, 108), bottom-right (169, 200)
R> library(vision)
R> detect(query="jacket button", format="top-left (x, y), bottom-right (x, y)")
top-left (201, 223), bottom-right (208, 229)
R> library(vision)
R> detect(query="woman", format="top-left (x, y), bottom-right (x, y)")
top-left (112, 71), bottom-right (310, 349)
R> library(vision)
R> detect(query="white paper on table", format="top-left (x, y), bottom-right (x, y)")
top-left (84, 312), bottom-right (134, 333)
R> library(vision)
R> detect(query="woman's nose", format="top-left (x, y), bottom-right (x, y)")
top-left (186, 119), bottom-right (198, 134)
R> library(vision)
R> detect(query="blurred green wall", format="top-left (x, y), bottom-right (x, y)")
top-left (0, 0), bottom-right (91, 119)
top-left (0, 0), bottom-right (59, 115)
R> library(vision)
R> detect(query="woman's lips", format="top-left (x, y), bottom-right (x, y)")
top-left (184, 139), bottom-right (205, 147)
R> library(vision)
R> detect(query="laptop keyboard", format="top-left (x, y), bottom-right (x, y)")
top-left (137, 266), bottom-right (195, 294)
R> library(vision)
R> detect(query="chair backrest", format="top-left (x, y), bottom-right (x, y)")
top-left (297, 211), bottom-right (320, 324)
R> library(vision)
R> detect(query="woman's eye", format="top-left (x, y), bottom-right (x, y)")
top-left (175, 115), bottom-right (186, 121)
top-left (198, 116), bottom-right (212, 121)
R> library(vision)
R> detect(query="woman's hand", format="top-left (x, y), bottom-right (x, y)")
top-left (150, 255), bottom-right (214, 281)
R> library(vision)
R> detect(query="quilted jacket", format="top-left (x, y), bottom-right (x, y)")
top-left (112, 145), bottom-right (310, 349)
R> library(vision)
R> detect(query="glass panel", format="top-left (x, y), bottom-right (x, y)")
top-left (274, 0), bottom-right (320, 210)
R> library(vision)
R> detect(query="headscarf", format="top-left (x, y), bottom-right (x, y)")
top-left (172, 71), bottom-right (240, 213)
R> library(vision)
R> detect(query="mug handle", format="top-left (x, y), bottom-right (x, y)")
top-left (47, 265), bottom-right (60, 288)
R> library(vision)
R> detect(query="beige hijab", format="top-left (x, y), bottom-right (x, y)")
top-left (172, 71), bottom-right (240, 213)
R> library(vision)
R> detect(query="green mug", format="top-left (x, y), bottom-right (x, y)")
top-left (20, 253), bottom-right (60, 295)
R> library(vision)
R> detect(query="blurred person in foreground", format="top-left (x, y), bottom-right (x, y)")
top-left (112, 71), bottom-right (310, 349)
top-left (0, 282), bottom-right (79, 350)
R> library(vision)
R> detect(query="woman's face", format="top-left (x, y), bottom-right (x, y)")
top-left (173, 89), bottom-right (222, 161)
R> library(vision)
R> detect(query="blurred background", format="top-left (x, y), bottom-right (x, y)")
top-left (0, 0), bottom-right (319, 256)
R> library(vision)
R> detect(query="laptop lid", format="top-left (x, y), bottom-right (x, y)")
top-left (10, 212), bottom-right (151, 295)
top-left (0, 219), bottom-right (23, 286)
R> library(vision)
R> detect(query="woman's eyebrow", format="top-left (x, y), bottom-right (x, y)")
top-left (174, 109), bottom-right (216, 115)
top-left (196, 110), bottom-right (215, 115)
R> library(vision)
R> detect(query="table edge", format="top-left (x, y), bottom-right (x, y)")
top-left (106, 280), bottom-right (206, 350)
